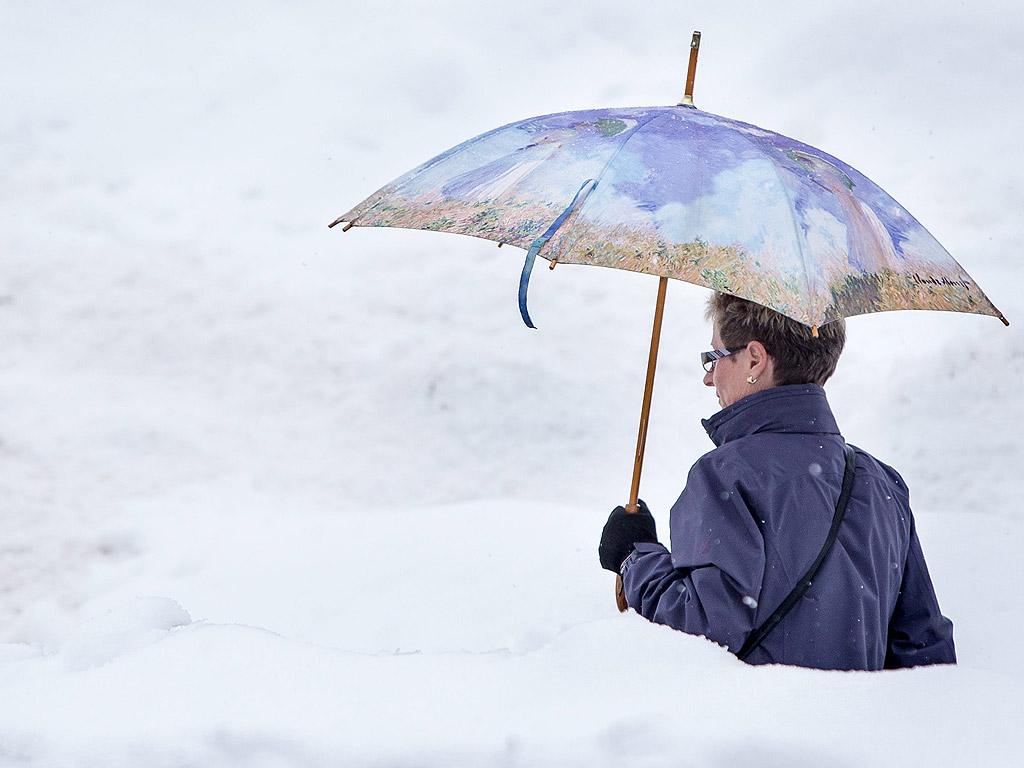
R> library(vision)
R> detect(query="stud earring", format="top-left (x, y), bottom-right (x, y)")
top-left (747, 376), bottom-right (757, 384)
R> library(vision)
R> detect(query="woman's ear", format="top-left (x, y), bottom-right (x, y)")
top-left (746, 341), bottom-right (774, 383)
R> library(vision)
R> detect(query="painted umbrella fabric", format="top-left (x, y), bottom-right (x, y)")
top-left (336, 105), bottom-right (1004, 328)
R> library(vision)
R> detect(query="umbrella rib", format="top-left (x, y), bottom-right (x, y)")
top-left (334, 119), bottom-right (528, 228)
top-left (771, 151), bottom-right (815, 327)
top-left (728, 124), bottom-right (816, 326)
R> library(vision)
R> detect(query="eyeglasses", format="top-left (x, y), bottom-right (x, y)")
top-left (701, 346), bottom-right (747, 372)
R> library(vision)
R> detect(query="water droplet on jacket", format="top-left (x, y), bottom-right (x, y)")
top-left (808, 462), bottom-right (822, 477)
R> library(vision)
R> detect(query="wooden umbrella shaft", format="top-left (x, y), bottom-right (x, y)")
top-left (616, 276), bottom-right (669, 612)
top-left (626, 276), bottom-right (669, 512)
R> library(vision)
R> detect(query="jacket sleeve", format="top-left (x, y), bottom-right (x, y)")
top-left (619, 454), bottom-right (766, 653)
top-left (884, 516), bottom-right (956, 668)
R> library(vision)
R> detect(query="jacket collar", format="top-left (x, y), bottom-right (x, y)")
top-left (702, 384), bottom-right (840, 447)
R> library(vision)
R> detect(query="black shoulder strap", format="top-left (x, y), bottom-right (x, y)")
top-left (736, 443), bottom-right (858, 662)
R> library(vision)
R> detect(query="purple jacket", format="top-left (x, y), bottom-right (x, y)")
top-left (620, 384), bottom-right (955, 670)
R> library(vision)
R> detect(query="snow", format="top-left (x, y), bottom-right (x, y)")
top-left (2, 0), bottom-right (1023, 764)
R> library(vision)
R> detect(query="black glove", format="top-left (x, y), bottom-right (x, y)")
top-left (598, 500), bottom-right (658, 573)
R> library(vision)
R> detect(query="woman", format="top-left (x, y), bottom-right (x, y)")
top-left (598, 293), bottom-right (956, 670)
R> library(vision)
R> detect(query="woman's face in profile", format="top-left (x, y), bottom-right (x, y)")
top-left (704, 326), bottom-right (750, 409)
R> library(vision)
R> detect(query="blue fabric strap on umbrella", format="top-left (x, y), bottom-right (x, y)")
top-left (518, 178), bottom-right (597, 328)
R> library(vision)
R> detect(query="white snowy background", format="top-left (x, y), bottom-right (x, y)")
top-left (2, 0), bottom-right (1022, 765)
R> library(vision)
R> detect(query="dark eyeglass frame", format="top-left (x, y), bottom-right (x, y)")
top-left (701, 345), bottom-right (747, 372)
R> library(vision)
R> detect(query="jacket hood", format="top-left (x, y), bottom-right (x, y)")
top-left (702, 384), bottom-right (841, 447)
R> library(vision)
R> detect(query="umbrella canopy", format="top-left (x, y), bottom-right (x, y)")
top-left (334, 104), bottom-right (1005, 330)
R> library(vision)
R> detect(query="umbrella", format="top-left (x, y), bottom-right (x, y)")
top-left (330, 33), bottom-right (1006, 608)
top-left (330, 55), bottom-right (1005, 332)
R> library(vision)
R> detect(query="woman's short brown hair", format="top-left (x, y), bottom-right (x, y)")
top-left (705, 293), bottom-right (846, 386)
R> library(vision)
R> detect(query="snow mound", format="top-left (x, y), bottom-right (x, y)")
top-left (59, 597), bottom-right (192, 671)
